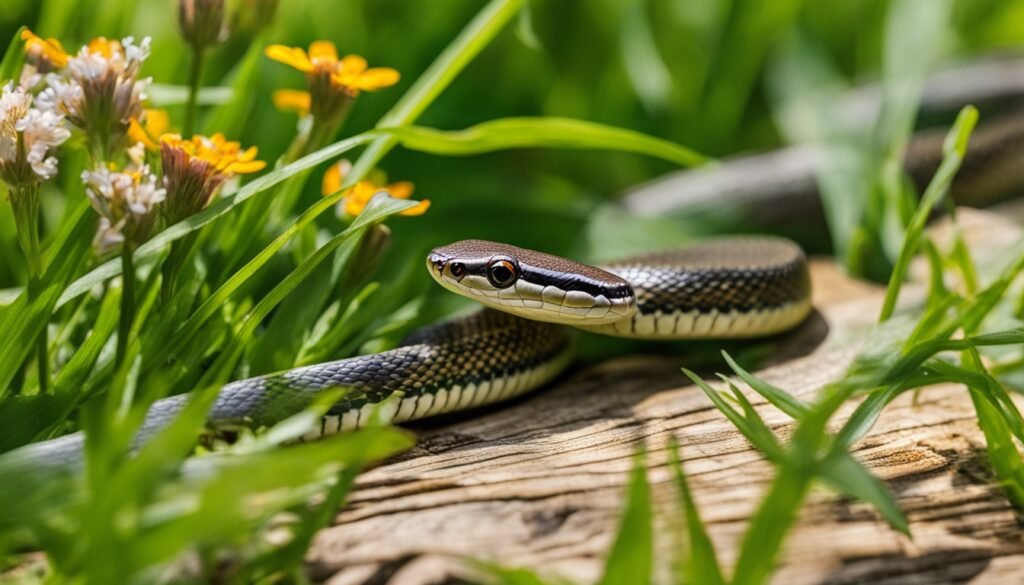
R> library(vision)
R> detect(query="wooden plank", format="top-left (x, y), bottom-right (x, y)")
top-left (308, 207), bottom-right (1024, 585)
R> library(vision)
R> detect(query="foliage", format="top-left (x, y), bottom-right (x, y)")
top-left (0, 0), bottom-right (1021, 583)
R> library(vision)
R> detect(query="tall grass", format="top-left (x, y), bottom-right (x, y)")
top-left (0, 0), bottom-right (1021, 583)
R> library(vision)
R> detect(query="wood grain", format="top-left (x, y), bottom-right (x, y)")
top-left (308, 207), bottom-right (1024, 585)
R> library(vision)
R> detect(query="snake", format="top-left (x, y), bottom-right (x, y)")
top-left (8, 237), bottom-right (812, 468)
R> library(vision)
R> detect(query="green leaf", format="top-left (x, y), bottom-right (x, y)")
top-left (346, 0), bottom-right (528, 187)
top-left (879, 105), bottom-right (979, 322)
top-left (165, 194), bottom-right (418, 371)
top-left (0, 201), bottom-right (91, 395)
top-left (0, 287), bottom-right (121, 452)
top-left (722, 352), bottom-right (808, 418)
top-left (384, 117), bottom-right (709, 167)
top-left (599, 450), bottom-right (653, 585)
top-left (246, 224), bottom-right (367, 374)
top-left (0, 26), bottom-right (26, 84)
top-left (833, 385), bottom-right (902, 451)
top-left (818, 449), bottom-right (909, 535)
top-left (128, 425), bottom-right (413, 573)
top-left (231, 195), bottom-right (419, 346)
top-left (684, 369), bottom-right (782, 458)
top-left (668, 439), bottom-right (724, 585)
top-left (962, 349), bottom-right (1024, 508)
top-left (201, 34), bottom-right (267, 137)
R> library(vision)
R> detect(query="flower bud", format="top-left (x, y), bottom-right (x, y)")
top-left (179, 0), bottom-right (227, 52)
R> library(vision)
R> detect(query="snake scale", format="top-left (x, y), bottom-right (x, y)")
top-left (11, 236), bottom-right (811, 467)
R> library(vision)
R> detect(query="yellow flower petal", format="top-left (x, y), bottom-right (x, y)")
top-left (21, 29), bottom-right (68, 67)
top-left (87, 37), bottom-right (120, 58)
top-left (357, 68), bottom-right (400, 91)
top-left (308, 40), bottom-right (339, 63)
top-left (272, 89), bottom-right (312, 115)
top-left (399, 199), bottom-right (431, 216)
top-left (265, 44), bottom-right (313, 73)
top-left (145, 109), bottom-right (170, 137)
top-left (322, 159), bottom-right (353, 195)
top-left (225, 160), bottom-right (267, 174)
top-left (340, 54), bottom-right (367, 75)
top-left (128, 117), bottom-right (159, 150)
top-left (386, 181), bottom-right (414, 200)
top-left (343, 195), bottom-right (366, 217)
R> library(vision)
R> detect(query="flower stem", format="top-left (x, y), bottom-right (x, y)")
top-left (160, 233), bottom-right (197, 306)
top-left (117, 246), bottom-right (136, 368)
top-left (10, 184), bottom-right (49, 393)
top-left (183, 46), bottom-right (206, 137)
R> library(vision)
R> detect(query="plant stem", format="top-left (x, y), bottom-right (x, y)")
top-left (183, 46), bottom-right (206, 137)
top-left (117, 246), bottom-right (136, 368)
top-left (10, 184), bottom-right (49, 393)
top-left (160, 233), bottom-right (198, 306)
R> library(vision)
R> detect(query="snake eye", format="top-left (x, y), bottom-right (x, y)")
top-left (449, 262), bottom-right (466, 278)
top-left (487, 259), bottom-right (518, 288)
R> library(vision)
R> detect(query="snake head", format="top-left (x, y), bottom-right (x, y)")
top-left (427, 239), bottom-right (636, 325)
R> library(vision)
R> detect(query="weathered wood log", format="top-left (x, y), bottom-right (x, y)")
top-left (308, 207), bottom-right (1024, 585)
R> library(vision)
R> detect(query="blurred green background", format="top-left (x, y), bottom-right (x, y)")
top-left (4, 0), bottom-right (1022, 268)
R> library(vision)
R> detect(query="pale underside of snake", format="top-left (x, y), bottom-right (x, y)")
top-left (11, 237), bottom-right (812, 467)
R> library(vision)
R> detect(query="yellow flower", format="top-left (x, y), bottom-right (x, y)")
top-left (272, 89), bottom-right (312, 116)
top-left (330, 55), bottom-right (400, 93)
top-left (160, 133), bottom-right (266, 223)
top-left (127, 109), bottom-right (171, 150)
top-left (322, 159), bottom-right (428, 218)
top-left (265, 41), bottom-right (399, 120)
top-left (21, 29), bottom-right (69, 69)
top-left (162, 133), bottom-right (266, 175)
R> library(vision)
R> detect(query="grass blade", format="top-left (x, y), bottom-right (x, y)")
top-left (722, 352), bottom-right (808, 418)
top-left (165, 194), bottom-right (417, 367)
top-left (0, 26), bottom-right (26, 83)
top-left (683, 369), bottom-right (782, 457)
top-left (0, 201), bottom-right (91, 394)
top-left (879, 105), bottom-right (979, 322)
top-left (385, 118), bottom-right (709, 167)
top-left (347, 0), bottom-right (527, 187)
top-left (818, 449), bottom-right (909, 535)
top-left (599, 449), bottom-right (653, 585)
top-left (668, 438), bottom-right (724, 585)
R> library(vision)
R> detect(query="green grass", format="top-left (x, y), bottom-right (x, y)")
top-left (1, 0), bottom-right (1024, 583)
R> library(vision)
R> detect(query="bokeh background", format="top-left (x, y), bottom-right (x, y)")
top-left (1, 0), bottom-right (1022, 340)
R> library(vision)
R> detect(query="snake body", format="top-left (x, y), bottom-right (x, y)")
top-left (11, 236), bottom-right (811, 467)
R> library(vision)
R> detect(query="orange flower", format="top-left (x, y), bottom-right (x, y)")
top-left (265, 40), bottom-right (398, 120)
top-left (21, 29), bottom-right (69, 69)
top-left (160, 133), bottom-right (266, 223)
top-left (322, 159), bottom-right (428, 218)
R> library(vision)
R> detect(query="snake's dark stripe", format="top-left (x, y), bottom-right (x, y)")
top-left (8, 311), bottom-right (571, 468)
top-left (6, 237), bottom-right (810, 470)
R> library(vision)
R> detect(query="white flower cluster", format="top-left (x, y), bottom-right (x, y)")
top-left (0, 83), bottom-right (70, 184)
top-left (37, 36), bottom-right (152, 145)
top-left (82, 165), bottom-right (166, 252)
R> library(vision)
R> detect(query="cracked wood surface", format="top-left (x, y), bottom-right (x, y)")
top-left (308, 207), bottom-right (1024, 585)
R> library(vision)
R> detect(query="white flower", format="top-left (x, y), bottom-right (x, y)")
top-left (17, 109), bottom-right (71, 180)
top-left (82, 165), bottom-right (166, 252)
top-left (122, 36), bottom-right (151, 72)
top-left (0, 83), bottom-right (69, 185)
top-left (40, 36), bottom-right (152, 159)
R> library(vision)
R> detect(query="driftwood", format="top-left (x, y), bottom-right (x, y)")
top-left (307, 207), bottom-right (1024, 585)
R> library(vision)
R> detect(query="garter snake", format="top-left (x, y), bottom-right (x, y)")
top-left (11, 237), bottom-right (811, 466)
